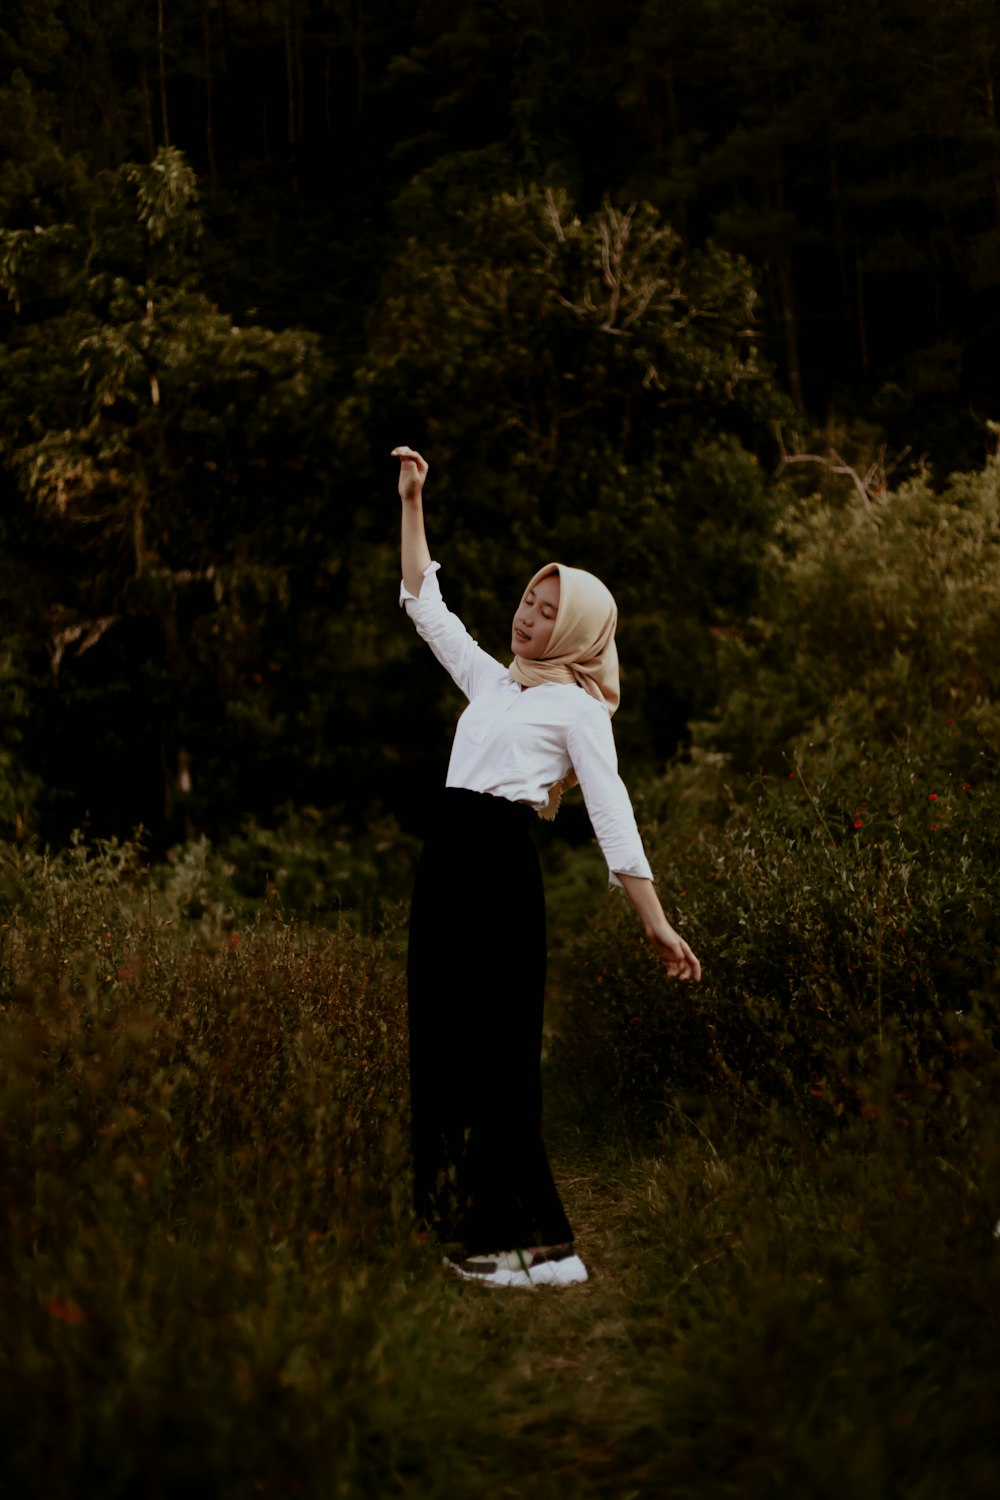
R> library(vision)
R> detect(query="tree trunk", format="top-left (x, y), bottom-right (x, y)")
top-left (139, 65), bottom-right (156, 160)
top-left (768, 164), bottom-right (804, 411)
top-left (354, 0), bottom-right (366, 123)
top-left (774, 246), bottom-right (804, 411)
top-left (829, 134), bottom-right (850, 318)
top-left (986, 75), bottom-right (1000, 225)
top-left (295, 1), bottom-right (305, 145)
top-left (664, 56), bottom-right (688, 248)
top-left (284, 0), bottom-right (296, 146)
top-left (157, 0), bottom-right (171, 147)
top-left (204, 3), bottom-right (218, 187)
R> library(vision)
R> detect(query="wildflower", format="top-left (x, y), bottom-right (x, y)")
top-left (928, 793), bottom-right (938, 801)
top-left (853, 817), bottom-right (864, 829)
top-left (44, 1298), bottom-right (86, 1325)
top-left (963, 783), bottom-right (972, 791)
top-left (930, 823), bottom-right (938, 832)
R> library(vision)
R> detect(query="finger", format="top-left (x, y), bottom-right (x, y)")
top-left (681, 953), bottom-right (701, 982)
top-left (391, 446), bottom-right (427, 470)
top-left (663, 943), bottom-right (700, 981)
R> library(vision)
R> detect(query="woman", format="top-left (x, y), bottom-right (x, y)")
top-left (394, 446), bottom-right (701, 1289)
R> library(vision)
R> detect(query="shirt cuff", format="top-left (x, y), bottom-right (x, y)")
top-left (608, 862), bottom-right (654, 891)
top-left (399, 560), bottom-right (442, 605)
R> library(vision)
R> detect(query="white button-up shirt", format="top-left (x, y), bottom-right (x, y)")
top-left (401, 562), bottom-right (654, 888)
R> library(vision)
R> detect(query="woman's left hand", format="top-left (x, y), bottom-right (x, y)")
top-left (646, 918), bottom-right (702, 982)
top-left (618, 873), bottom-right (702, 981)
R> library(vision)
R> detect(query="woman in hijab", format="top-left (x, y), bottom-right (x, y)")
top-left (394, 446), bottom-right (701, 1289)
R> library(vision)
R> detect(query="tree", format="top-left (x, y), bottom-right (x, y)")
top-left (0, 143), bottom-right (341, 848)
top-left (343, 178), bottom-right (789, 784)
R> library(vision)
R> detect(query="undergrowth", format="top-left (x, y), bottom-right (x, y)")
top-left (2, 830), bottom-right (999, 1498)
top-left (3, 464), bottom-right (1000, 1495)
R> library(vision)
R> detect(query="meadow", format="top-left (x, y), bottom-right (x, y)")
top-left (2, 764), bottom-right (998, 1498)
top-left (3, 470), bottom-right (1000, 1497)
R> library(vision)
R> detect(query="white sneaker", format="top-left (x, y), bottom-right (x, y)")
top-left (444, 1246), bottom-right (588, 1288)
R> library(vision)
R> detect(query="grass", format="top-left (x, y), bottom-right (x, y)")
top-left (2, 839), bottom-right (1000, 1498)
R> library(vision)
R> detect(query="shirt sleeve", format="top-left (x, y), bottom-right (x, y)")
top-left (566, 704), bottom-right (655, 889)
top-left (400, 561), bottom-right (509, 701)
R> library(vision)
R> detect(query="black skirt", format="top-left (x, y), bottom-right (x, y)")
top-left (407, 787), bottom-right (573, 1253)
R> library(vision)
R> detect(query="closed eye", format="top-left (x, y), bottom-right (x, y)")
top-left (526, 591), bottom-right (556, 618)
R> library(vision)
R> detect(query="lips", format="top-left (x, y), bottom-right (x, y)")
top-left (514, 628), bottom-right (530, 643)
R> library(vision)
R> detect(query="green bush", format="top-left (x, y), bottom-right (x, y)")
top-left (702, 451), bottom-right (1000, 769)
top-left (554, 738), bottom-right (1000, 1169)
top-left (552, 454), bottom-right (1000, 1154)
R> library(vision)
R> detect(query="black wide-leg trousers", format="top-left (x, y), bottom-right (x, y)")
top-left (407, 787), bottom-right (573, 1254)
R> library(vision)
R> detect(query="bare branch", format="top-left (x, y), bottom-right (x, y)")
top-left (773, 424), bottom-right (916, 510)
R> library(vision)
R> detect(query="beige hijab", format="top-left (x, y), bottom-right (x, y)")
top-left (508, 563), bottom-right (620, 819)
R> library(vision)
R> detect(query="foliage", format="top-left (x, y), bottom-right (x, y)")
top-left (703, 448), bottom-right (1000, 770)
top-left (0, 634), bottom-right (40, 832)
top-left (347, 181), bottom-right (788, 769)
top-left (1, 843), bottom-right (998, 1494)
top-left (0, 144), bottom-right (360, 847)
top-left (556, 736), bottom-right (999, 1146)
top-left (0, 833), bottom-right (410, 1229)
top-left (3, 12), bottom-right (1000, 1491)
top-left (552, 455), bottom-right (1000, 1146)
top-left (212, 802), bottom-right (421, 926)
top-left (4, 0), bottom-right (1000, 457)
top-left (5, 0), bottom-right (1000, 846)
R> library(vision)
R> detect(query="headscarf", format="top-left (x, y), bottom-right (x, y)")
top-left (508, 562), bottom-right (620, 818)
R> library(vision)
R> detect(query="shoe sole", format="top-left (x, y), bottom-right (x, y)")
top-left (445, 1254), bottom-right (588, 1288)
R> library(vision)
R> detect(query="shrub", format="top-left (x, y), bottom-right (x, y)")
top-left (0, 835), bottom-right (410, 1250)
top-left (554, 734), bottom-right (1000, 1157)
top-left (552, 451), bottom-right (1000, 1157)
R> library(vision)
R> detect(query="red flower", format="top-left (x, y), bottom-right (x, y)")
top-left (930, 824), bottom-right (939, 832)
top-left (853, 817), bottom-right (864, 829)
top-left (44, 1298), bottom-right (86, 1325)
top-left (928, 793), bottom-right (938, 801)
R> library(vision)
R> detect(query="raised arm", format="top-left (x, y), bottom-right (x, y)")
top-left (393, 446), bottom-right (431, 597)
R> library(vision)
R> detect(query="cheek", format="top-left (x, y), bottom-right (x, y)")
top-left (533, 620), bottom-right (556, 656)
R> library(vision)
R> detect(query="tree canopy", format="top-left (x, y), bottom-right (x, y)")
top-left (2, 0), bottom-right (999, 858)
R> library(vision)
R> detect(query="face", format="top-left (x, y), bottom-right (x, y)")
top-left (511, 571), bottom-right (561, 660)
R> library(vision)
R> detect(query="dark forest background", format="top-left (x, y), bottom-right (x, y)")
top-left (2, 0), bottom-right (1000, 890)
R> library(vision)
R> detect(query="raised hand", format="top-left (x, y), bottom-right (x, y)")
top-left (392, 446), bottom-right (429, 504)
